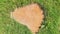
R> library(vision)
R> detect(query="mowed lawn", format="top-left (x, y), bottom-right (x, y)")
top-left (0, 0), bottom-right (60, 34)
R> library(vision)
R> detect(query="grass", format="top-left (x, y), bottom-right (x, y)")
top-left (0, 0), bottom-right (60, 34)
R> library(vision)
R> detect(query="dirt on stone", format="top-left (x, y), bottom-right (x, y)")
top-left (11, 3), bottom-right (44, 34)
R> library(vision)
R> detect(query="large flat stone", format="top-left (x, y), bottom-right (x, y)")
top-left (11, 3), bottom-right (44, 34)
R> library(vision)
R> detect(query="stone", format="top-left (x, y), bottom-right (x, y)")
top-left (11, 3), bottom-right (44, 34)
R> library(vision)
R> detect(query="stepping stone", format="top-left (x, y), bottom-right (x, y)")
top-left (11, 3), bottom-right (44, 34)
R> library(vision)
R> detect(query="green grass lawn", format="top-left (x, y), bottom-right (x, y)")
top-left (0, 0), bottom-right (60, 34)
